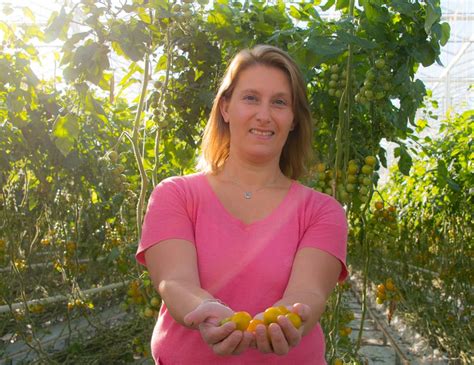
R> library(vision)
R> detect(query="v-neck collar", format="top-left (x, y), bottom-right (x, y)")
top-left (201, 172), bottom-right (297, 230)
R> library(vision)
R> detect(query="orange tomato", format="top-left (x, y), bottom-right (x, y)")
top-left (374, 201), bottom-right (384, 210)
top-left (385, 278), bottom-right (395, 291)
top-left (246, 318), bottom-right (265, 332)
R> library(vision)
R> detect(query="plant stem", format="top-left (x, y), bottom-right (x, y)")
top-left (131, 54), bottom-right (151, 237)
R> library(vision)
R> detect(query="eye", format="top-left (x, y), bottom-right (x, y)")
top-left (243, 94), bottom-right (258, 102)
top-left (273, 98), bottom-right (288, 106)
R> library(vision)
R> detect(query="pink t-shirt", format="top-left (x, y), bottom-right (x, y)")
top-left (136, 172), bottom-right (348, 365)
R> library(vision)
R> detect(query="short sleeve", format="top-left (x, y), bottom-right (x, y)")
top-left (135, 177), bottom-right (195, 267)
top-left (299, 195), bottom-right (348, 281)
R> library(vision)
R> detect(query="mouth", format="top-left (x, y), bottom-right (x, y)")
top-left (249, 128), bottom-right (275, 137)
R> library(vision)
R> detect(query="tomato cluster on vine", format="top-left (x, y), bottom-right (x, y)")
top-left (368, 201), bottom-right (399, 242)
top-left (311, 155), bottom-right (377, 207)
top-left (323, 64), bottom-right (357, 99)
top-left (122, 278), bottom-right (161, 320)
top-left (355, 58), bottom-right (394, 104)
top-left (375, 278), bottom-right (401, 324)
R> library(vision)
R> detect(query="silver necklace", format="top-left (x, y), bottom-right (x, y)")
top-left (227, 177), bottom-right (280, 199)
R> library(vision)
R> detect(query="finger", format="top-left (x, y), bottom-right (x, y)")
top-left (277, 315), bottom-right (301, 348)
top-left (184, 306), bottom-right (208, 327)
top-left (292, 303), bottom-right (310, 321)
top-left (232, 330), bottom-right (253, 355)
top-left (255, 324), bottom-right (272, 354)
top-left (249, 335), bottom-right (257, 349)
top-left (212, 330), bottom-right (243, 356)
top-left (184, 302), bottom-right (229, 327)
top-left (200, 321), bottom-right (236, 345)
top-left (268, 322), bottom-right (290, 355)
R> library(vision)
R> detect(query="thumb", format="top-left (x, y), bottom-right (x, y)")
top-left (183, 304), bottom-right (211, 327)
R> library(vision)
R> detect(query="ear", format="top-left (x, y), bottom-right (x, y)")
top-left (219, 96), bottom-right (230, 123)
top-left (290, 121), bottom-right (296, 131)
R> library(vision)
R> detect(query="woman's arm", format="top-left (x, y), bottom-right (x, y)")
top-left (253, 247), bottom-right (342, 355)
top-left (278, 246), bottom-right (341, 334)
top-left (144, 239), bottom-right (254, 355)
top-left (144, 238), bottom-right (218, 327)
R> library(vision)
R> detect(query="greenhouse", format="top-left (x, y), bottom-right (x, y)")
top-left (1, 1), bottom-right (472, 364)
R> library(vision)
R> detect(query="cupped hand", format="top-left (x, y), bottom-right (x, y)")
top-left (183, 301), bottom-right (253, 356)
top-left (252, 303), bottom-right (310, 356)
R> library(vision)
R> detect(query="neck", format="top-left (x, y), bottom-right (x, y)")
top-left (219, 155), bottom-right (285, 189)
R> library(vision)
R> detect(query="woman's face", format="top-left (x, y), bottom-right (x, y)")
top-left (220, 65), bottom-right (295, 164)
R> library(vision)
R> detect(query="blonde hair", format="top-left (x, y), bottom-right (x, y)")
top-left (199, 45), bottom-right (313, 179)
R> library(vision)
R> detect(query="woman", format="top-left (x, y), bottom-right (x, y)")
top-left (136, 45), bottom-right (348, 364)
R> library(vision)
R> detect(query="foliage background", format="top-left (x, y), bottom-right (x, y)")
top-left (0, 0), bottom-right (471, 363)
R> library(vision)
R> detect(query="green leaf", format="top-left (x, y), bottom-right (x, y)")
top-left (446, 178), bottom-right (461, 192)
top-left (411, 41), bottom-right (436, 67)
top-left (440, 22), bottom-right (450, 46)
top-left (108, 247), bottom-right (121, 261)
top-left (22, 7), bottom-right (35, 21)
top-left (44, 7), bottom-right (71, 42)
top-left (289, 5), bottom-right (301, 20)
top-left (156, 54), bottom-right (168, 71)
top-left (109, 21), bottom-right (149, 62)
top-left (362, 1), bottom-right (387, 23)
top-left (437, 159), bottom-right (448, 180)
top-left (336, 31), bottom-right (377, 50)
top-left (335, 0), bottom-right (349, 10)
top-left (395, 145), bottom-right (412, 176)
top-left (390, 0), bottom-right (418, 19)
top-left (320, 0), bottom-right (335, 11)
top-left (137, 7), bottom-right (151, 24)
top-left (52, 114), bottom-right (80, 156)
top-left (306, 35), bottom-right (346, 58)
top-left (378, 147), bottom-right (387, 168)
top-left (424, 0), bottom-right (440, 35)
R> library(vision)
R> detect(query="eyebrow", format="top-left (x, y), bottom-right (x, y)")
top-left (239, 88), bottom-right (291, 98)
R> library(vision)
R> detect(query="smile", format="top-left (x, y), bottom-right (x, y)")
top-left (249, 128), bottom-right (275, 136)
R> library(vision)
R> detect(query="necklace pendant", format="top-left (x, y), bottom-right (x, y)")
top-left (244, 191), bottom-right (252, 199)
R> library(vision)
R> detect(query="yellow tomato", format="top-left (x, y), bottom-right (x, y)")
top-left (347, 163), bottom-right (358, 175)
top-left (263, 307), bottom-right (283, 325)
top-left (361, 164), bottom-right (373, 175)
top-left (365, 155), bottom-right (376, 166)
top-left (285, 312), bottom-right (302, 329)
top-left (277, 305), bottom-right (290, 315)
top-left (317, 163), bottom-right (326, 173)
top-left (385, 278), bottom-right (395, 291)
top-left (231, 311), bottom-right (252, 331)
top-left (150, 296), bottom-right (161, 308)
top-left (143, 307), bottom-right (155, 318)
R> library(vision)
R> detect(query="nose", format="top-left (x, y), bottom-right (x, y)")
top-left (255, 102), bottom-right (271, 124)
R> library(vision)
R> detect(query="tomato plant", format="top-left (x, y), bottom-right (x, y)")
top-left (0, 0), bottom-right (453, 363)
